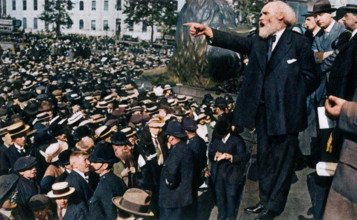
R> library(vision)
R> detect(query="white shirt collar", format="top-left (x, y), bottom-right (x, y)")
top-left (272, 28), bottom-right (286, 51)
top-left (325, 20), bottom-right (335, 33)
top-left (14, 143), bottom-right (24, 151)
top-left (351, 29), bottom-right (357, 39)
top-left (222, 133), bottom-right (231, 144)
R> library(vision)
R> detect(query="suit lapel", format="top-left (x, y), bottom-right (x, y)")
top-left (267, 30), bottom-right (292, 73)
top-left (254, 37), bottom-right (268, 73)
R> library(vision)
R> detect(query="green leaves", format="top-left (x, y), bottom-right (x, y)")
top-left (39, 0), bottom-right (74, 36)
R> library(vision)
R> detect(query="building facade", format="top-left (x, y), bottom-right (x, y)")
top-left (1, 0), bottom-right (185, 40)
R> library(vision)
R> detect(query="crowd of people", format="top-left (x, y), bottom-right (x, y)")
top-left (1, 0), bottom-right (357, 219)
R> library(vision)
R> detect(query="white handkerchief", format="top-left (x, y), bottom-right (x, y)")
top-left (317, 107), bottom-right (336, 129)
top-left (287, 59), bottom-right (297, 64)
top-left (138, 155), bottom-right (146, 168)
top-left (316, 162), bottom-right (338, 176)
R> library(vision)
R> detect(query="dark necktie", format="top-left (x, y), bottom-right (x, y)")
top-left (19, 149), bottom-right (26, 155)
top-left (267, 35), bottom-right (276, 61)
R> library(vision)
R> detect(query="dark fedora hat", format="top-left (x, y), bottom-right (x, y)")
top-left (311, 0), bottom-right (336, 14)
top-left (341, 0), bottom-right (357, 13)
top-left (13, 156), bottom-right (37, 172)
top-left (111, 131), bottom-right (129, 145)
top-left (182, 117), bottom-right (198, 132)
top-left (112, 188), bottom-right (154, 217)
top-left (166, 120), bottom-right (186, 138)
top-left (58, 149), bottom-right (72, 166)
top-left (89, 142), bottom-right (119, 163)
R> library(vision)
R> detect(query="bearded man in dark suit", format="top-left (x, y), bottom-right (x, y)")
top-left (185, 1), bottom-right (318, 219)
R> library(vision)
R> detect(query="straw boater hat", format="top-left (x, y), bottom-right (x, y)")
top-left (90, 114), bottom-right (106, 124)
top-left (94, 125), bottom-right (116, 140)
top-left (112, 188), bottom-right (154, 217)
top-left (147, 116), bottom-right (165, 128)
top-left (47, 182), bottom-right (75, 199)
top-left (121, 127), bottom-right (137, 138)
top-left (7, 121), bottom-right (35, 139)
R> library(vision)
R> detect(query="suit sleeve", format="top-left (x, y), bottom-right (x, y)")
top-left (298, 36), bottom-right (320, 95)
top-left (163, 149), bottom-right (182, 189)
top-left (232, 136), bottom-right (246, 164)
top-left (338, 101), bottom-right (357, 136)
top-left (209, 29), bottom-right (253, 55)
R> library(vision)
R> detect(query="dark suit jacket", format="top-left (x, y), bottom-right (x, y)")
top-left (65, 170), bottom-right (93, 209)
top-left (210, 29), bottom-right (318, 136)
top-left (62, 201), bottom-right (87, 220)
top-left (187, 135), bottom-right (207, 190)
top-left (209, 134), bottom-right (246, 185)
top-left (0, 145), bottom-right (29, 174)
top-left (328, 33), bottom-right (357, 100)
top-left (159, 141), bottom-right (193, 209)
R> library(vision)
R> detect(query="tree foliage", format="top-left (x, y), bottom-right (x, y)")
top-left (233, 0), bottom-right (267, 26)
top-left (39, 0), bottom-right (73, 36)
top-left (123, 0), bottom-right (178, 44)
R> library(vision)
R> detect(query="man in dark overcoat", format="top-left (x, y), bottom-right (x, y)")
top-left (209, 120), bottom-right (246, 220)
top-left (185, 1), bottom-right (318, 219)
top-left (159, 120), bottom-right (193, 220)
top-left (89, 142), bottom-right (127, 220)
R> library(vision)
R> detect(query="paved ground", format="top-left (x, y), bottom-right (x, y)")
top-left (197, 165), bottom-right (315, 220)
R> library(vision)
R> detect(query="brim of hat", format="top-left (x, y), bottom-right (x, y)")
top-left (10, 125), bottom-right (31, 138)
top-left (147, 122), bottom-right (165, 128)
top-left (310, 8), bottom-right (336, 14)
top-left (166, 131), bottom-right (186, 138)
top-left (89, 156), bottom-right (119, 163)
top-left (112, 197), bottom-right (154, 217)
top-left (97, 127), bottom-right (116, 139)
top-left (47, 187), bottom-right (75, 198)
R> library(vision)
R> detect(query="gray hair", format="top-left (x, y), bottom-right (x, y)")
top-left (271, 1), bottom-right (297, 27)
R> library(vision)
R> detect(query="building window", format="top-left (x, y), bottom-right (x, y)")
top-left (34, 0), bottom-right (38, 10)
top-left (91, 0), bottom-right (96, 10)
top-left (33, 18), bottom-right (38, 29)
top-left (128, 22), bottom-right (133, 31)
top-left (142, 22), bottom-right (147, 32)
top-left (79, 19), bottom-right (84, 29)
top-left (103, 20), bottom-right (108, 31)
top-left (116, 0), bottom-right (121, 10)
top-left (23, 17), bottom-right (27, 29)
top-left (79, 1), bottom-right (84, 10)
top-left (12, 0), bottom-right (16, 10)
top-left (104, 0), bottom-right (108, 11)
top-left (91, 20), bottom-right (96, 30)
top-left (23, 0), bottom-right (26, 10)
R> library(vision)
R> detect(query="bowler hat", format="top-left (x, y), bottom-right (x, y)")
top-left (14, 156), bottom-right (37, 172)
top-left (29, 194), bottom-right (50, 211)
top-left (112, 188), bottom-right (154, 217)
top-left (182, 117), bottom-right (198, 132)
top-left (0, 174), bottom-right (19, 207)
top-left (214, 97), bottom-right (227, 109)
top-left (111, 131), bottom-right (129, 145)
top-left (166, 120), bottom-right (186, 138)
top-left (89, 142), bottom-right (119, 163)
top-left (311, 0), bottom-right (336, 14)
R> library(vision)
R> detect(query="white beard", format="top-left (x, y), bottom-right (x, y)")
top-left (259, 21), bottom-right (283, 39)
